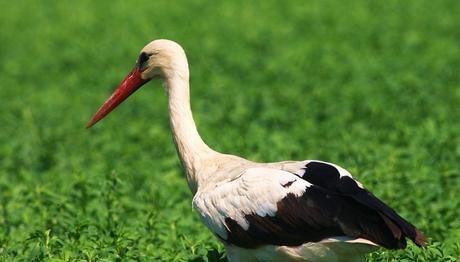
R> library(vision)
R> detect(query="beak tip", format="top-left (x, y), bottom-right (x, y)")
top-left (86, 117), bottom-right (98, 129)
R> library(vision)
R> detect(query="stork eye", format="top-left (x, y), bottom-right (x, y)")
top-left (137, 52), bottom-right (151, 70)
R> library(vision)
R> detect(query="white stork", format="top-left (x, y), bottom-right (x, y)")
top-left (87, 39), bottom-right (427, 261)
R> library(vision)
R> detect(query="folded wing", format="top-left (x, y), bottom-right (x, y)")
top-left (193, 161), bottom-right (427, 249)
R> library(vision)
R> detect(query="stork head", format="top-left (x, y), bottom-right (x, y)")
top-left (138, 39), bottom-right (189, 80)
top-left (86, 39), bottom-right (188, 128)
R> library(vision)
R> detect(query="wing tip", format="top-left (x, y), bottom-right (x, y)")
top-left (377, 212), bottom-right (428, 249)
top-left (414, 229), bottom-right (428, 247)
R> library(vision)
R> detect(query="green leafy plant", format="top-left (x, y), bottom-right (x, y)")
top-left (1, 0), bottom-right (459, 261)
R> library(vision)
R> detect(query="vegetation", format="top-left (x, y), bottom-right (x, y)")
top-left (1, 0), bottom-right (459, 261)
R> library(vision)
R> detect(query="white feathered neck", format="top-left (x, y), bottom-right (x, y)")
top-left (164, 68), bottom-right (218, 192)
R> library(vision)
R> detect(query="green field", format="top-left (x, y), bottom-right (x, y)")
top-left (1, 0), bottom-right (460, 261)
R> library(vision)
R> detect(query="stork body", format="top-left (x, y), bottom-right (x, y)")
top-left (87, 39), bottom-right (427, 261)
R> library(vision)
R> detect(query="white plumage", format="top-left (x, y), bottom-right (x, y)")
top-left (194, 166), bottom-right (310, 237)
top-left (87, 39), bottom-right (427, 261)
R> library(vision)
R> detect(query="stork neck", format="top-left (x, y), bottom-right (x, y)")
top-left (165, 74), bottom-right (215, 191)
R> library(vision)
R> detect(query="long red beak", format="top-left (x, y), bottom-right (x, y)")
top-left (86, 67), bottom-right (149, 128)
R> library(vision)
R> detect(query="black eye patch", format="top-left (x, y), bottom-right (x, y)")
top-left (137, 52), bottom-right (151, 70)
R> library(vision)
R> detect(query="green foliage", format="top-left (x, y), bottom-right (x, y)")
top-left (1, 0), bottom-right (459, 260)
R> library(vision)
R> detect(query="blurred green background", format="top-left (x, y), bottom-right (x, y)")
top-left (1, 0), bottom-right (460, 261)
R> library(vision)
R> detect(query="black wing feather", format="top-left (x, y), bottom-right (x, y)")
top-left (301, 161), bottom-right (427, 248)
